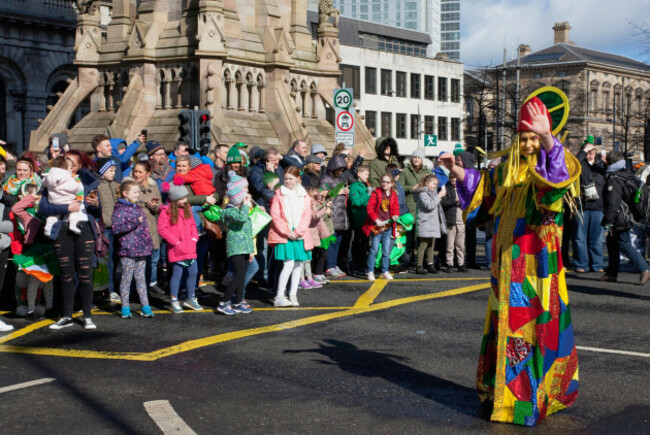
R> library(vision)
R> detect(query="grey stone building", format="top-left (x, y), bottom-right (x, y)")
top-left (0, 0), bottom-right (77, 154)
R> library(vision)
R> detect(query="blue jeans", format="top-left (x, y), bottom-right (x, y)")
top-left (191, 205), bottom-right (203, 232)
top-left (170, 261), bottom-right (198, 299)
top-left (573, 209), bottom-right (604, 271)
top-left (606, 229), bottom-right (650, 278)
top-left (326, 231), bottom-right (344, 270)
top-left (146, 248), bottom-right (160, 286)
top-left (367, 229), bottom-right (393, 273)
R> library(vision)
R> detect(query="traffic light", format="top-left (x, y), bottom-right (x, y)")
top-left (178, 110), bottom-right (195, 148)
top-left (196, 110), bottom-right (212, 156)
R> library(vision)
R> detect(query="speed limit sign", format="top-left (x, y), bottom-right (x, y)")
top-left (333, 88), bottom-right (353, 110)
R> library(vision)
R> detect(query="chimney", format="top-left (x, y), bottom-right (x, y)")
top-left (552, 21), bottom-right (574, 45)
top-left (518, 44), bottom-right (532, 57)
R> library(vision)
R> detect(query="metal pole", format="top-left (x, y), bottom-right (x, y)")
top-left (495, 69), bottom-right (500, 152)
top-left (515, 48), bottom-right (521, 127)
top-left (613, 91), bottom-right (617, 148)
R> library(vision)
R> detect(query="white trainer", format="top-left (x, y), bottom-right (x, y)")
top-left (381, 271), bottom-right (393, 280)
top-left (367, 272), bottom-right (376, 281)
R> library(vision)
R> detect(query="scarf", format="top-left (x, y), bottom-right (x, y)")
top-left (2, 173), bottom-right (42, 196)
top-left (280, 184), bottom-right (307, 230)
top-left (152, 161), bottom-right (172, 181)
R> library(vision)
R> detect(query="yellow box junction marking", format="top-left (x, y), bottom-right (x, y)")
top-left (0, 280), bottom-right (490, 361)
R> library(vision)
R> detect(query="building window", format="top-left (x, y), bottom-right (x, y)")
top-left (451, 117), bottom-right (460, 141)
top-left (365, 67), bottom-right (377, 94)
top-left (438, 117), bottom-right (448, 141)
top-left (396, 113), bottom-right (407, 138)
top-left (381, 112), bottom-right (392, 137)
top-left (424, 75), bottom-right (435, 100)
top-left (410, 114), bottom-right (419, 139)
top-left (424, 115), bottom-right (434, 135)
top-left (557, 71), bottom-right (568, 77)
top-left (410, 73), bottom-right (421, 99)
top-left (602, 91), bottom-right (610, 113)
top-left (589, 89), bottom-right (598, 113)
top-left (451, 79), bottom-right (460, 103)
top-left (365, 110), bottom-right (377, 136)
top-left (396, 71), bottom-right (407, 98)
top-left (381, 69), bottom-right (392, 96)
top-left (438, 77), bottom-right (448, 101)
top-left (339, 64), bottom-right (360, 100)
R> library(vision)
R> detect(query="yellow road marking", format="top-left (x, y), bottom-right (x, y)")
top-left (0, 282), bottom-right (490, 361)
top-left (354, 280), bottom-right (388, 308)
top-left (337, 277), bottom-right (487, 283)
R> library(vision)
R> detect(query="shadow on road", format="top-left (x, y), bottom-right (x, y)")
top-left (568, 283), bottom-right (650, 301)
top-left (285, 339), bottom-right (482, 419)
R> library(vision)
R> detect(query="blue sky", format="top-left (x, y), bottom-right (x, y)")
top-left (460, 0), bottom-right (649, 67)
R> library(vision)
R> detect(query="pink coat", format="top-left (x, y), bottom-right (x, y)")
top-left (268, 186), bottom-right (314, 250)
top-left (157, 204), bottom-right (198, 263)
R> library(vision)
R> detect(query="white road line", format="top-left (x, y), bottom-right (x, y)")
top-left (144, 400), bottom-right (197, 435)
top-left (577, 346), bottom-right (650, 358)
top-left (0, 377), bottom-right (56, 394)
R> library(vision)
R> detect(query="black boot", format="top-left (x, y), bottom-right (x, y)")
top-left (416, 265), bottom-right (427, 275)
top-left (427, 264), bottom-right (438, 274)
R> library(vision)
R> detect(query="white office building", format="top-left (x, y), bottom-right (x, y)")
top-left (309, 12), bottom-right (464, 156)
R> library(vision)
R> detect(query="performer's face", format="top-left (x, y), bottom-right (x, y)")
top-left (519, 131), bottom-right (541, 156)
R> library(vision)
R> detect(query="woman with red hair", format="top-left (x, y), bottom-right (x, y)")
top-left (40, 150), bottom-right (102, 330)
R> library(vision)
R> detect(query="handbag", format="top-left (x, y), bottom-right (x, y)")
top-left (203, 215), bottom-right (223, 240)
top-left (249, 203), bottom-right (272, 237)
top-left (93, 217), bottom-right (110, 258)
top-left (583, 182), bottom-right (599, 200)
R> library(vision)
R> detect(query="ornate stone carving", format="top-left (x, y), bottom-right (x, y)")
top-left (318, 0), bottom-right (340, 29)
top-left (196, 13), bottom-right (226, 53)
top-left (75, 0), bottom-right (99, 15)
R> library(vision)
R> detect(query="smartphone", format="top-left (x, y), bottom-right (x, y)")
top-left (52, 136), bottom-right (60, 150)
top-left (87, 190), bottom-right (97, 200)
top-left (141, 129), bottom-right (147, 138)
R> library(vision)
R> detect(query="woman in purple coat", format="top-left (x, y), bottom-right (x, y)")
top-left (112, 180), bottom-right (154, 319)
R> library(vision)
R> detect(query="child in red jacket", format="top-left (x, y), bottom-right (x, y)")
top-left (362, 172), bottom-right (400, 281)
top-left (174, 156), bottom-right (216, 196)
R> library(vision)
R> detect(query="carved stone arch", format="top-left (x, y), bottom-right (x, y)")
top-left (602, 81), bottom-right (612, 89)
top-left (235, 70), bottom-right (245, 111)
top-left (589, 79), bottom-right (600, 89)
top-left (223, 68), bottom-right (233, 110)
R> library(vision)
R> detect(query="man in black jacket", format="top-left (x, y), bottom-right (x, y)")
top-left (600, 150), bottom-right (650, 284)
top-left (573, 139), bottom-right (607, 273)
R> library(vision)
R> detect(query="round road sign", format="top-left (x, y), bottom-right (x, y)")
top-left (336, 111), bottom-right (354, 132)
top-left (334, 89), bottom-right (352, 110)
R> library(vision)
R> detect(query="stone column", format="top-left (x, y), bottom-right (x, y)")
top-left (257, 81), bottom-right (266, 113)
top-left (106, 71), bottom-right (115, 111)
top-left (98, 73), bottom-right (106, 112)
top-left (162, 68), bottom-right (172, 109)
top-left (173, 67), bottom-right (184, 109)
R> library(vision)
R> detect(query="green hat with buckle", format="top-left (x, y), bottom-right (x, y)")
top-left (396, 213), bottom-right (414, 231)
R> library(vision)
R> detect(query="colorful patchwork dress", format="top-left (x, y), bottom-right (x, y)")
top-left (457, 137), bottom-right (581, 426)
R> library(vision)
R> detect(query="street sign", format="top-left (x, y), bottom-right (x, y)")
top-left (335, 132), bottom-right (355, 147)
top-left (335, 108), bottom-right (355, 147)
top-left (336, 110), bottom-right (354, 131)
top-left (424, 134), bottom-right (438, 147)
top-left (333, 88), bottom-right (353, 110)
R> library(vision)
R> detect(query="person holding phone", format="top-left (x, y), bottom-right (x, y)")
top-left (127, 160), bottom-right (163, 293)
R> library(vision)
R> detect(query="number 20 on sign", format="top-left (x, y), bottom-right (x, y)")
top-left (334, 88), bottom-right (353, 110)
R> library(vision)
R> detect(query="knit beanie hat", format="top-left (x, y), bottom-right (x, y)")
top-left (96, 157), bottom-right (116, 176)
top-left (166, 177), bottom-right (190, 202)
top-left (262, 171), bottom-right (279, 186)
top-left (190, 155), bottom-right (202, 169)
top-left (453, 143), bottom-right (464, 156)
top-left (146, 140), bottom-right (165, 156)
top-left (311, 143), bottom-right (328, 156)
top-left (411, 149), bottom-right (425, 161)
top-left (226, 145), bottom-right (242, 163)
top-left (226, 170), bottom-right (248, 205)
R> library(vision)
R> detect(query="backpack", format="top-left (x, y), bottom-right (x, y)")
top-left (609, 173), bottom-right (650, 226)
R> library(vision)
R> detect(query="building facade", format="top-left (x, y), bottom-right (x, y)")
top-left (309, 13), bottom-right (464, 156)
top-left (324, 0), bottom-right (449, 58)
top-left (31, 0), bottom-right (377, 156)
top-left (0, 0), bottom-right (77, 154)
top-left (465, 22), bottom-right (650, 157)
top-left (440, 0), bottom-right (460, 60)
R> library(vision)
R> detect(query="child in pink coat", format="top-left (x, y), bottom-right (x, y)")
top-left (157, 183), bottom-right (201, 313)
top-left (268, 166), bottom-right (313, 307)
